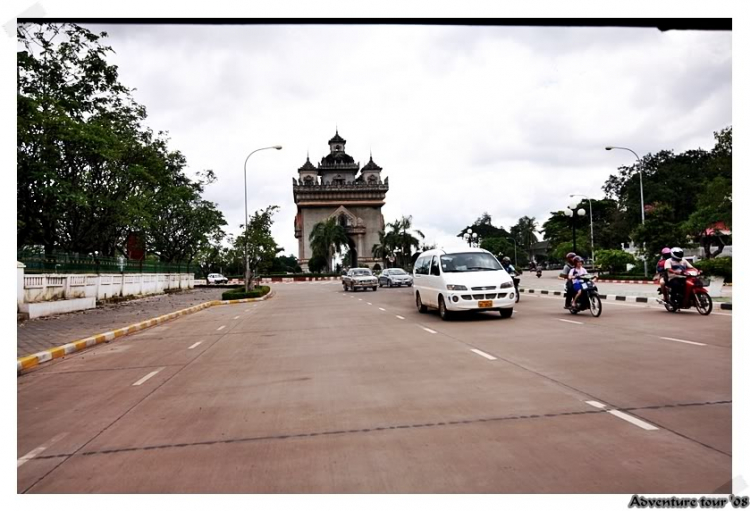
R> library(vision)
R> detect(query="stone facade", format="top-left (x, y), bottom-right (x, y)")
top-left (293, 131), bottom-right (388, 270)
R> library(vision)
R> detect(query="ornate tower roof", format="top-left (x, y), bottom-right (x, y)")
top-left (298, 155), bottom-right (317, 171)
top-left (328, 130), bottom-right (346, 145)
top-left (362, 154), bottom-right (382, 171)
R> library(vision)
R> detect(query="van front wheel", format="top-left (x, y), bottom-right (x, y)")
top-left (438, 296), bottom-right (452, 321)
top-left (416, 292), bottom-right (427, 313)
top-left (499, 308), bottom-right (513, 319)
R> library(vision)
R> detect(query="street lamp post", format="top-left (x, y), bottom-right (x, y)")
top-left (606, 146), bottom-right (648, 277)
top-left (570, 194), bottom-right (595, 263)
top-left (506, 237), bottom-right (518, 267)
top-left (243, 145), bottom-right (282, 292)
top-left (564, 202), bottom-right (586, 254)
top-left (463, 229), bottom-right (479, 247)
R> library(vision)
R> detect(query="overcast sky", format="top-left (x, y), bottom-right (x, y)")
top-left (86, 23), bottom-right (731, 257)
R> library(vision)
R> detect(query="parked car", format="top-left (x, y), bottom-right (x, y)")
top-left (412, 247), bottom-right (515, 320)
top-left (207, 273), bottom-right (228, 284)
top-left (379, 268), bottom-right (413, 288)
top-left (342, 268), bottom-right (378, 292)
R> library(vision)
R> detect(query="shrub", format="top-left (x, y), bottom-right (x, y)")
top-left (596, 249), bottom-right (637, 274)
top-left (221, 286), bottom-right (271, 301)
top-left (372, 263), bottom-right (382, 272)
top-left (694, 257), bottom-right (732, 281)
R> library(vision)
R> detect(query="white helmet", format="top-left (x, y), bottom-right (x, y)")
top-left (670, 247), bottom-right (684, 259)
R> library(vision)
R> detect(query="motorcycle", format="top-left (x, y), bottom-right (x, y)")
top-left (570, 275), bottom-right (602, 317)
top-left (664, 268), bottom-right (712, 315)
top-left (536, 269), bottom-right (542, 278)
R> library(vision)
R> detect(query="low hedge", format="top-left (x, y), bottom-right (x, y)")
top-left (694, 257), bottom-right (732, 283)
top-left (221, 286), bottom-right (271, 301)
top-left (259, 273), bottom-right (341, 278)
top-left (599, 274), bottom-right (654, 281)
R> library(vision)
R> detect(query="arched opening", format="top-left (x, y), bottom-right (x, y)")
top-left (347, 237), bottom-right (358, 268)
top-left (339, 214), bottom-right (349, 227)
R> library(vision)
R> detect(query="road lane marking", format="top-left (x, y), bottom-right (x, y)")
top-left (558, 319), bottom-right (583, 325)
top-left (367, 302), bottom-right (372, 305)
top-left (470, 349), bottom-right (497, 360)
top-left (217, 325), bottom-right (226, 331)
top-left (659, 336), bottom-right (706, 346)
top-left (233, 315), bottom-right (240, 320)
top-left (17, 433), bottom-right (68, 468)
top-left (358, 298), bottom-right (363, 301)
top-left (244, 309), bottom-right (250, 312)
top-left (585, 400), bottom-right (607, 409)
top-left (396, 315), bottom-right (405, 320)
top-left (379, 307), bottom-right (386, 311)
top-left (421, 327), bottom-right (437, 334)
top-left (188, 341), bottom-right (203, 350)
top-left (132, 368), bottom-right (164, 386)
top-left (607, 410), bottom-right (659, 431)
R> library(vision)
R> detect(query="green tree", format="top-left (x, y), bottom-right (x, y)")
top-left (235, 206), bottom-right (281, 290)
top-left (595, 249), bottom-right (637, 274)
top-left (372, 230), bottom-right (397, 268)
top-left (510, 216), bottom-right (539, 261)
top-left (309, 217), bottom-right (349, 273)
top-left (386, 215), bottom-right (425, 269)
top-left (308, 254), bottom-right (328, 273)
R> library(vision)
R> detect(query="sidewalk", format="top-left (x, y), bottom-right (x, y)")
top-left (17, 288), bottom-right (225, 358)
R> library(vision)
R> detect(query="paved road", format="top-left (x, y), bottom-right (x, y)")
top-left (17, 281), bottom-right (731, 493)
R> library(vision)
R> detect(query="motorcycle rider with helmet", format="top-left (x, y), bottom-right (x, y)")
top-left (655, 247), bottom-right (672, 304)
top-left (664, 247), bottom-right (696, 302)
top-left (501, 256), bottom-right (517, 276)
top-left (559, 252), bottom-right (577, 309)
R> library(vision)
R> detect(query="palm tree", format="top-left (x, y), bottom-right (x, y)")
top-left (386, 215), bottom-right (425, 269)
top-left (372, 230), bottom-right (397, 268)
top-left (511, 216), bottom-right (539, 261)
top-left (309, 217), bottom-right (349, 273)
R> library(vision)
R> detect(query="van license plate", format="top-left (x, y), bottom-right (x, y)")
top-left (478, 300), bottom-right (493, 308)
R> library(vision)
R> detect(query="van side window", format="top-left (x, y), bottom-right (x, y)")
top-left (415, 257), bottom-right (427, 275)
top-left (430, 256), bottom-right (440, 276)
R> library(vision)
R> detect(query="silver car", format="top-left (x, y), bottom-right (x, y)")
top-left (379, 268), bottom-right (413, 288)
top-left (342, 268), bottom-right (378, 292)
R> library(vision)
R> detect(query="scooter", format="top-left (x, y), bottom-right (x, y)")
top-left (664, 269), bottom-right (712, 315)
top-left (536, 269), bottom-right (542, 278)
top-left (569, 275), bottom-right (602, 317)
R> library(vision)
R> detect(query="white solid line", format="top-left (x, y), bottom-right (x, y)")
top-left (714, 312), bottom-right (732, 316)
top-left (558, 319), bottom-right (583, 325)
top-left (607, 410), bottom-right (659, 431)
top-left (233, 315), bottom-right (240, 320)
top-left (659, 336), bottom-right (706, 346)
top-left (217, 325), bottom-right (226, 331)
top-left (17, 433), bottom-right (68, 468)
top-left (188, 341), bottom-right (203, 350)
top-left (379, 307), bottom-right (386, 311)
top-left (585, 400), bottom-right (607, 409)
top-left (470, 349), bottom-right (497, 360)
top-left (421, 327), bottom-right (437, 334)
top-left (132, 368), bottom-right (164, 386)
top-left (396, 315), bottom-right (405, 320)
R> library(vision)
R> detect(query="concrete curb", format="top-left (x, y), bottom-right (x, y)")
top-left (16, 289), bottom-right (276, 375)
top-left (519, 287), bottom-right (731, 310)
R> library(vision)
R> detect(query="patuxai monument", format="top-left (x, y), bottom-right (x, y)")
top-left (293, 130), bottom-right (388, 271)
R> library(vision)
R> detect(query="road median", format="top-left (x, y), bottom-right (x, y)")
top-left (519, 287), bottom-right (731, 310)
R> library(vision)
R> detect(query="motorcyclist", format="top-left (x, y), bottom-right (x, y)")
top-left (664, 247), bottom-right (696, 302)
top-left (655, 247), bottom-right (671, 304)
top-left (559, 252), bottom-right (577, 309)
top-left (501, 256), bottom-right (517, 276)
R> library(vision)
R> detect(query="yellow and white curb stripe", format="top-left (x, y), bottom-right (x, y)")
top-left (16, 289), bottom-right (275, 374)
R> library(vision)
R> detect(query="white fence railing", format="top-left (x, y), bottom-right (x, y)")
top-left (21, 273), bottom-right (195, 304)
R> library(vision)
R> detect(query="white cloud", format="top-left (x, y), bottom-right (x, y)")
top-left (89, 24), bottom-right (731, 257)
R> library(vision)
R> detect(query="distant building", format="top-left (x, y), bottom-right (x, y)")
top-left (292, 130), bottom-right (389, 271)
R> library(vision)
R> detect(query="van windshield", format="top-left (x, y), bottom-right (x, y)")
top-left (440, 253), bottom-right (502, 272)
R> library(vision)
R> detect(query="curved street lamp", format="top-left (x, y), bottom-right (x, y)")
top-left (243, 145), bottom-right (282, 291)
top-left (463, 228), bottom-right (479, 247)
top-left (570, 194), bottom-right (595, 263)
top-left (606, 146), bottom-right (648, 277)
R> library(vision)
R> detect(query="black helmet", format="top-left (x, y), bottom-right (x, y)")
top-left (502, 256), bottom-right (511, 264)
top-left (574, 256), bottom-right (584, 263)
top-left (671, 247), bottom-right (684, 259)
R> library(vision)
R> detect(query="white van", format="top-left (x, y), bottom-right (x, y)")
top-left (412, 247), bottom-right (515, 320)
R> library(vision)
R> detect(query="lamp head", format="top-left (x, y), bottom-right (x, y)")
top-left (605, 146), bottom-right (613, 151)
top-left (273, 145), bottom-right (282, 150)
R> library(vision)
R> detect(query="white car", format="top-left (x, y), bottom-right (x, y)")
top-left (207, 273), bottom-right (228, 284)
top-left (412, 247), bottom-right (515, 320)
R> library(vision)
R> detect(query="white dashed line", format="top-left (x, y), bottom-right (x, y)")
top-left (585, 400), bottom-right (607, 409)
top-left (396, 315), bottom-right (405, 320)
top-left (558, 319), bottom-right (583, 325)
top-left (217, 325), bottom-right (226, 331)
top-left (659, 336), bottom-right (706, 346)
top-left (188, 341), bottom-right (203, 350)
top-left (358, 298), bottom-right (363, 301)
top-left (367, 302), bottom-right (372, 305)
top-left (379, 307), bottom-right (386, 311)
top-left (132, 368), bottom-right (164, 386)
top-left (17, 433), bottom-right (68, 467)
top-left (607, 410), bottom-right (659, 431)
top-left (233, 316), bottom-right (240, 320)
top-left (470, 349), bottom-right (497, 360)
top-left (421, 327), bottom-right (437, 334)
